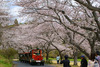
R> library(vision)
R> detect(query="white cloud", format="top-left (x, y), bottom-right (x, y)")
top-left (9, 6), bottom-right (23, 17)
top-left (9, 5), bottom-right (26, 23)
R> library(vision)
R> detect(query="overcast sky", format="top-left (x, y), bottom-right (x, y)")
top-left (8, 0), bottom-right (100, 23)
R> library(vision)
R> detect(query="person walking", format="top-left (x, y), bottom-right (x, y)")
top-left (88, 53), bottom-right (99, 67)
top-left (80, 55), bottom-right (87, 67)
top-left (95, 51), bottom-right (100, 67)
top-left (60, 55), bottom-right (71, 67)
top-left (56, 55), bottom-right (60, 64)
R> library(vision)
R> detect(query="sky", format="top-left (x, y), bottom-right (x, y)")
top-left (6, 0), bottom-right (100, 23)
top-left (9, 6), bottom-right (25, 23)
top-left (9, 2), bottom-right (33, 23)
top-left (2, 0), bottom-right (26, 23)
top-left (8, 1), bottom-right (26, 23)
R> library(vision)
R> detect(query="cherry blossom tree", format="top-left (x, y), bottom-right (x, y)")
top-left (0, 0), bottom-right (12, 46)
top-left (34, 22), bottom-right (67, 60)
top-left (3, 20), bottom-right (74, 61)
top-left (16, 0), bottom-right (100, 58)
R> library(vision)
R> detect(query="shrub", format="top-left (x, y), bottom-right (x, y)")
top-left (49, 50), bottom-right (59, 58)
top-left (0, 55), bottom-right (12, 67)
top-left (0, 48), bottom-right (18, 59)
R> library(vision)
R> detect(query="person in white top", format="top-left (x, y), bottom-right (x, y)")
top-left (88, 53), bottom-right (99, 67)
top-left (88, 60), bottom-right (95, 67)
top-left (56, 55), bottom-right (60, 64)
top-left (95, 51), bottom-right (100, 67)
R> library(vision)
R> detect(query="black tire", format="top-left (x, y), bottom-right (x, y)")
top-left (30, 62), bottom-right (33, 65)
top-left (23, 60), bottom-right (25, 63)
top-left (29, 60), bottom-right (33, 65)
top-left (41, 62), bottom-right (44, 65)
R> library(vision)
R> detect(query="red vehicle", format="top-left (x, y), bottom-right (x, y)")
top-left (19, 49), bottom-right (44, 65)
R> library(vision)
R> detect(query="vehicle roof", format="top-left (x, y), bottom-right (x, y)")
top-left (19, 52), bottom-right (30, 54)
top-left (19, 49), bottom-right (42, 54)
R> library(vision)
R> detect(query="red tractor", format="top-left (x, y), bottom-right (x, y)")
top-left (19, 49), bottom-right (44, 65)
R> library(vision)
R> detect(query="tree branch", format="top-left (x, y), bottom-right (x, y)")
top-left (67, 32), bottom-right (89, 58)
top-left (92, 11), bottom-right (100, 30)
top-left (75, 0), bottom-right (100, 12)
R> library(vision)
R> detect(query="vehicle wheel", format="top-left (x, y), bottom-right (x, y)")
top-left (41, 62), bottom-right (44, 65)
top-left (30, 60), bottom-right (32, 65)
top-left (30, 62), bottom-right (32, 65)
top-left (23, 60), bottom-right (25, 63)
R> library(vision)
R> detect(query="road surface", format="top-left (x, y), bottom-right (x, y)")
top-left (13, 61), bottom-right (55, 67)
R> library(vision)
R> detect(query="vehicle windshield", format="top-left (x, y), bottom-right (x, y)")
top-left (33, 50), bottom-right (40, 55)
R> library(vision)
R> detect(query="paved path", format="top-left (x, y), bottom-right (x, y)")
top-left (13, 61), bottom-right (54, 67)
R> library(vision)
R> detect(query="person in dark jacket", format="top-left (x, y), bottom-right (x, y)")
top-left (80, 55), bottom-right (87, 67)
top-left (60, 55), bottom-right (71, 67)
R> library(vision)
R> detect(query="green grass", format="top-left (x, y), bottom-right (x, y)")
top-left (0, 63), bottom-right (11, 67)
top-left (69, 59), bottom-right (81, 61)
top-left (0, 55), bottom-right (12, 67)
top-left (44, 58), bottom-right (56, 60)
top-left (44, 58), bottom-right (81, 61)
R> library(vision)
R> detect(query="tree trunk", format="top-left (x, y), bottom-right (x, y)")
top-left (50, 43), bottom-right (63, 60)
top-left (73, 50), bottom-right (78, 65)
top-left (59, 52), bottom-right (63, 60)
top-left (90, 41), bottom-right (95, 57)
top-left (0, 29), bottom-right (3, 46)
top-left (46, 52), bottom-right (49, 60)
top-left (74, 53), bottom-right (77, 65)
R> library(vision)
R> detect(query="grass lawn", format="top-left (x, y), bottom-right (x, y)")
top-left (0, 55), bottom-right (12, 67)
top-left (0, 63), bottom-right (11, 67)
top-left (44, 58), bottom-right (81, 61)
top-left (69, 59), bottom-right (81, 61)
top-left (44, 58), bottom-right (56, 60)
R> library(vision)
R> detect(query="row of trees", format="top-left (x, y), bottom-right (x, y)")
top-left (15, 0), bottom-right (100, 57)
top-left (0, 0), bottom-right (100, 65)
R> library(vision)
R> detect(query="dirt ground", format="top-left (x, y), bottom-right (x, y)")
top-left (50, 64), bottom-right (80, 67)
top-left (52, 60), bottom-right (80, 66)
top-left (13, 59), bottom-right (80, 67)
